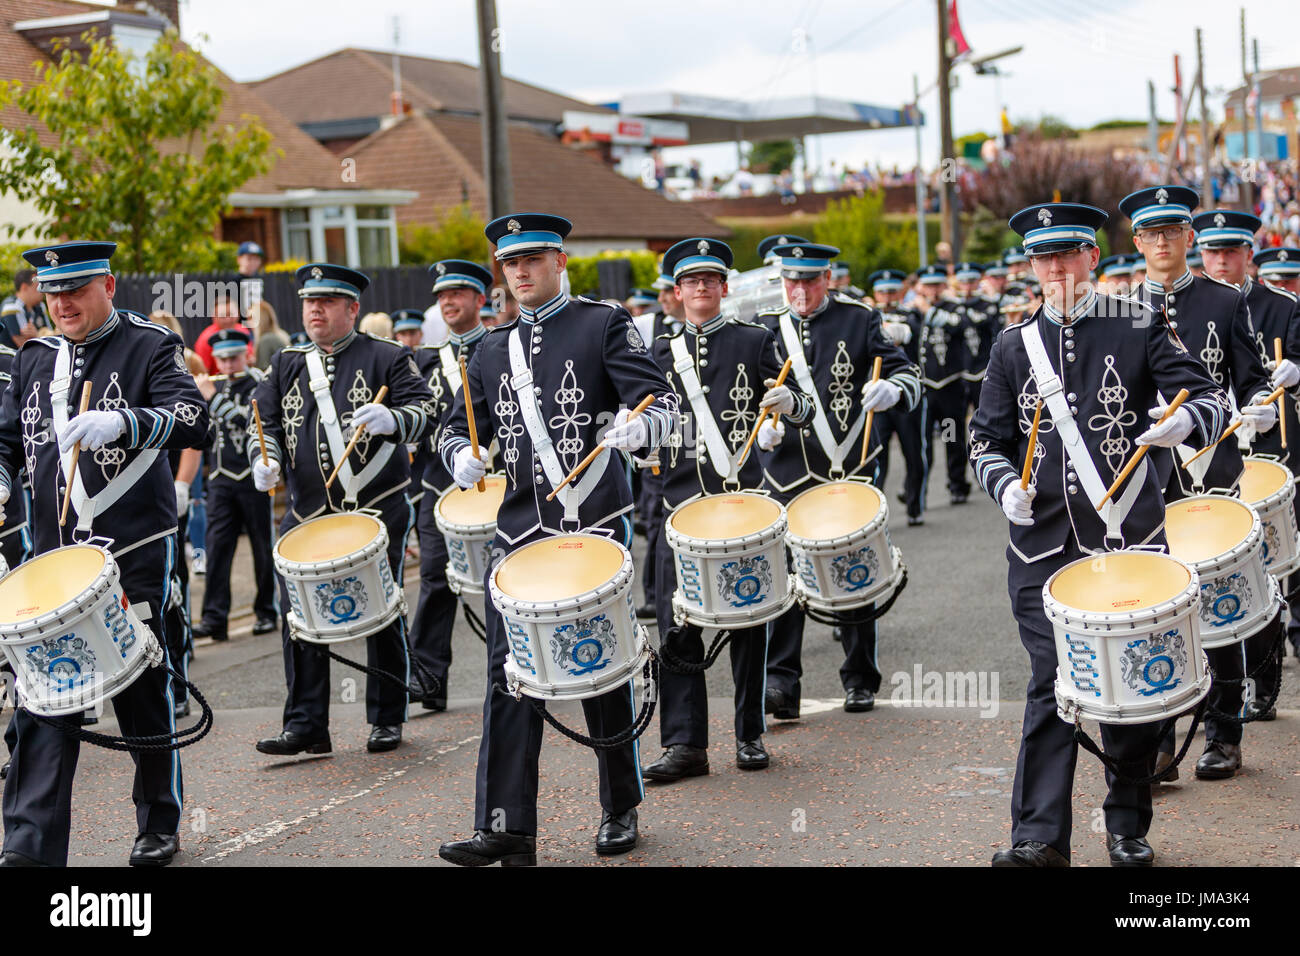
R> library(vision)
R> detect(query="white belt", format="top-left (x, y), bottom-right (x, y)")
top-left (777, 311), bottom-right (865, 475)
top-left (303, 350), bottom-right (394, 507)
top-left (668, 334), bottom-right (734, 480)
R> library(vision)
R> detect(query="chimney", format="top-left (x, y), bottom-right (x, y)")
top-left (149, 1), bottom-right (180, 31)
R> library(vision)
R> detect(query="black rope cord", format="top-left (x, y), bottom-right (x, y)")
top-left (1073, 696), bottom-right (1208, 787)
top-left (460, 600), bottom-right (488, 643)
top-left (657, 627), bottom-right (733, 674)
top-left (1202, 623), bottom-right (1286, 724)
top-left (305, 625), bottom-right (444, 700)
top-left (801, 566), bottom-right (909, 627)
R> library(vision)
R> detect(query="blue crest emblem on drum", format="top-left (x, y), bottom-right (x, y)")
top-left (1120, 629), bottom-right (1187, 697)
top-left (25, 633), bottom-right (97, 691)
top-left (717, 554), bottom-right (773, 607)
top-left (550, 614), bottom-right (617, 676)
top-left (1198, 573), bottom-right (1251, 627)
top-left (1261, 523), bottom-right (1279, 567)
top-left (829, 546), bottom-right (878, 592)
top-left (313, 576), bottom-right (369, 624)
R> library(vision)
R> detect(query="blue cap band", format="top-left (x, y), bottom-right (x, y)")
top-left (1196, 228), bottom-right (1255, 246)
top-left (1130, 203), bottom-right (1192, 230)
top-left (433, 275), bottom-right (487, 295)
top-left (672, 255), bottom-right (728, 278)
top-left (1023, 226), bottom-right (1096, 250)
top-left (38, 259), bottom-right (111, 282)
top-left (494, 230), bottom-right (564, 258)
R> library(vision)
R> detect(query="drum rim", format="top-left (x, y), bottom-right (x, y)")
top-left (665, 492), bottom-right (787, 551)
top-left (274, 511), bottom-right (388, 575)
top-left (0, 543), bottom-right (117, 637)
top-left (490, 533), bottom-right (634, 613)
top-left (1042, 552), bottom-right (1199, 627)
top-left (784, 480), bottom-right (887, 547)
top-left (434, 474), bottom-right (506, 535)
top-left (1163, 493), bottom-right (1264, 575)
top-left (1240, 455), bottom-right (1296, 509)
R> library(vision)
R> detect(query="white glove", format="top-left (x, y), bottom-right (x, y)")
top-left (758, 380), bottom-right (795, 417)
top-left (1001, 482), bottom-right (1035, 527)
top-left (882, 321), bottom-right (912, 346)
top-left (757, 418), bottom-right (785, 451)
top-left (1240, 401), bottom-right (1278, 433)
top-left (351, 403), bottom-right (396, 437)
top-left (0, 484), bottom-right (9, 507)
top-left (603, 408), bottom-right (649, 452)
top-left (1136, 405), bottom-right (1194, 448)
top-left (174, 480), bottom-right (190, 517)
top-left (1271, 358), bottom-right (1300, 390)
top-left (860, 378), bottom-right (902, 413)
top-left (252, 458), bottom-right (280, 492)
top-left (453, 445), bottom-right (489, 489)
top-left (57, 409), bottom-right (125, 453)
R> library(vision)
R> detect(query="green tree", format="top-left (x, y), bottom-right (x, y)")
top-left (814, 190), bottom-right (923, 284)
top-left (398, 203), bottom-right (490, 265)
top-left (0, 31), bottom-right (276, 273)
top-left (747, 139), bottom-right (797, 174)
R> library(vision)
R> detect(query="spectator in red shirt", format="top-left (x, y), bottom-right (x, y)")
top-left (193, 293), bottom-right (254, 373)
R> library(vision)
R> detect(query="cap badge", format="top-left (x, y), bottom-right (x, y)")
top-left (507, 219), bottom-right (521, 234)
top-left (1156, 188), bottom-right (1169, 204)
top-left (1213, 213), bottom-right (1226, 227)
top-left (697, 240), bottom-right (709, 256)
top-left (45, 250), bottom-right (59, 266)
top-left (1281, 250), bottom-right (1290, 261)
top-left (1038, 208), bottom-right (1052, 226)
top-left (778, 236), bottom-right (788, 244)
top-left (310, 266), bottom-right (323, 279)
top-left (436, 263), bottom-right (446, 275)
top-left (792, 247), bottom-right (804, 258)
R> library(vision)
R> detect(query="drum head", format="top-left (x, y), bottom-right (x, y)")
top-left (787, 482), bottom-right (882, 540)
top-left (1049, 552), bottom-right (1191, 614)
top-left (496, 535), bottom-right (624, 602)
top-left (0, 546), bottom-right (106, 624)
top-left (670, 494), bottom-right (781, 541)
top-left (1165, 497), bottom-right (1255, 564)
top-left (278, 513), bottom-right (382, 563)
top-left (437, 475), bottom-right (506, 526)
top-left (1239, 458), bottom-right (1290, 505)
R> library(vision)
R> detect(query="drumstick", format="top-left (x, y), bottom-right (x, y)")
top-left (459, 355), bottom-right (485, 493)
top-left (1020, 401), bottom-right (1042, 490)
top-left (1275, 338), bottom-right (1287, 450)
top-left (546, 394), bottom-right (655, 502)
top-left (1181, 384), bottom-right (1286, 468)
top-left (1099, 388), bottom-right (1188, 506)
top-left (251, 399), bottom-right (274, 497)
top-left (59, 380), bottom-right (93, 527)
top-left (738, 357), bottom-right (794, 470)
top-left (325, 385), bottom-right (389, 490)
top-left (858, 356), bottom-right (884, 468)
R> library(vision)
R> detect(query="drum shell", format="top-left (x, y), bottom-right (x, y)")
top-left (491, 536), bottom-right (648, 701)
top-left (664, 494), bottom-right (794, 629)
top-left (1044, 553), bottom-right (1211, 725)
top-left (786, 482), bottom-right (902, 612)
top-left (274, 513), bottom-right (404, 644)
top-left (1240, 456), bottom-right (1300, 579)
top-left (434, 489), bottom-right (498, 599)
top-left (0, 545), bottom-right (162, 718)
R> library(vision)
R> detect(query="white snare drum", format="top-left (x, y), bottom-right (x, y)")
top-left (1044, 550), bottom-right (1211, 725)
top-left (275, 512), bottom-right (404, 644)
top-left (435, 475), bottom-right (505, 597)
top-left (664, 492), bottom-right (794, 628)
top-left (0, 544), bottom-right (162, 718)
top-left (490, 534), bottom-right (648, 701)
top-left (785, 481), bottom-right (904, 613)
top-left (1164, 494), bottom-right (1280, 648)
top-left (1239, 456), bottom-right (1299, 579)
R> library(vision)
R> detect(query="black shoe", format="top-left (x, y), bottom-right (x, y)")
top-left (635, 604), bottom-right (657, 621)
top-left (0, 849), bottom-right (47, 867)
top-left (1244, 699), bottom-right (1276, 721)
top-left (896, 491), bottom-right (907, 504)
top-left (831, 626), bottom-right (844, 643)
top-left (129, 833), bottom-right (179, 867)
top-left (765, 687), bottom-right (799, 720)
top-left (596, 808), bottom-right (638, 855)
top-left (1152, 750), bottom-right (1179, 783)
top-left (192, 621), bottom-right (227, 642)
top-left (173, 699), bottom-right (191, 720)
top-left (421, 695), bottom-right (447, 712)
top-left (950, 493), bottom-right (969, 505)
top-left (1107, 833), bottom-right (1154, 867)
top-left (0, 759), bottom-right (8, 780)
top-left (439, 830), bottom-right (536, 867)
top-left (908, 515), bottom-right (924, 526)
top-left (736, 738), bottom-right (769, 770)
top-left (252, 616), bottom-right (278, 635)
top-left (844, 688), bottom-right (875, 712)
top-left (642, 744), bottom-right (709, 782)
top-left (367, 724), bottom-right (402, 752)
top-left (990, 841), bottom-right (1069, 867)
top-left (1194, 741), bottom-right (1241, 779)
top-left (256, 730), bottom-right (332, 756)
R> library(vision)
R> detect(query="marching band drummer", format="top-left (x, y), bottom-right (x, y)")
top-left (0, 241), bottom-right (210, 867)
top-left (0, 341), bottom-right (31, 785)
top-left (437, 213), bottom-right (678, 866)
top-left (756, 241), bottom-right (921, 719)
top-left (970, 203), bottom-right (1230, 867)
top-left (871, 269), bottom-right (928, 527)
top-left (640, 237), bottom-right (812, 782)
top-left (250, 263), bottom-right (436, 758)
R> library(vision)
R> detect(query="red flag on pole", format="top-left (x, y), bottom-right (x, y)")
top-left (948, 0), bottom-right (972, 61)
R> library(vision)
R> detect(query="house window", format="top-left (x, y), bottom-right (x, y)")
top-left (280, 204), bottom-right (398, 268)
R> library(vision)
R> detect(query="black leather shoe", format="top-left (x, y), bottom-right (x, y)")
top-left (642, 744), bottom-right (709, 782)
top-left (173, 699), bottom-right (190, 720)
top-left (256, 729), bottom-right (332, 755)
top-left (1152, 750), bottom-right (1179, 783)
top-left (129, 833), bottom-right (179, 867)
top-left (596, 808), bottom-right (638, 855)
top-left (192, 621), bottom-right (227, 642)
top-left (907, 516), bottom-right (924, 526)
top-left (950, 493), bottom-right (969, 505)
top-left (367, 725), bottom-right (402, 752)
top-left (844, 688), bottom-right (875, 712)
top-left (736, 738), bottom-right (769, 770)
top-left (1245, 699), bottom-right (1276, 721)
top-left (831, 626), bottom-right (844, 643)
top-left (990, 841), bottom-right (1069, 867)
top-left (635, 604), bottom-right (657, 621)
top-left (0, 759), bottom-right (8, 780)
top-left (252, 616), bottom-right (278, 635)
top-left (0, 849), bottom-right (47, 867)
top-left (421, 695), bottom-right (447, 712)
top-left (896, 491), bottom-right (907, 504)
top-left (765, 687), bottom-right (799, 720)
top-left (439, 830), bottom-right (536, 867)
top-left (1194, 741), bottom-right (1241, 779)
top-left (1107, 833), bottom-right (1154, 867)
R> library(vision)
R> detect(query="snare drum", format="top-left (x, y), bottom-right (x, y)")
top-left (0, 544), bottom-right (162, 717)
top-left (435, 475), bottom-right (506, 597)
top-left (275, 512), bottom-right (404, 644)
top-left (663, 492), bottom-right (794, 628)
top-left (490, 534), bottom-right (648, 701)
top-left (785, 481), bottom-right (904, 613)
top-left (1164, 494), bottom-right (1280, 648)
top-left (1239, 456), bottom-right (1299, 579)
top-left (1044, 550), bottom-right (1211, 725)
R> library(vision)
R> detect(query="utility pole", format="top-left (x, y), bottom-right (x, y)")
top-left (476, 0), bottom-right (513, 223)
top-left (1253, 38), bottom-right (1265, 163)
top-left (913, 75), bottom-right (928, 268)
top-left (1197, 28), bottom-right (1212, 209)
top-left (1240, 8), bottom-right (1252, 208)
top-left (936, 0), bottom-right (958, 258)
top-left (390, 16), bottom-right (403, 116)
top-left (1147, 79), bottom-right (1159, 158)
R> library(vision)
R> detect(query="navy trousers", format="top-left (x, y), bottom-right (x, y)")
top-left (407, 485), bottom-right (457, 700)
top-left (200, 476), bottom-right (277, 631)
top-left (874, 398), bottom-right (928, 520)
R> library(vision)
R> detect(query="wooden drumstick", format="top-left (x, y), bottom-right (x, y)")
top-left (858, 355), bottom-right (884, 468)
top-left (1099, 388), bottom-right (1189, 506)
top-left (59, 379), bottom-right (93, 527)
top-left (252, 399), bottom-right (274, 497)
top-left (1020, 400), bottom-right (1042, 490)
top-left (547, 393), bottom-right (655, 502)
top-left (459, 355), bottom-right (486, 493)
top-left (325, 385), bottom-right (389, 490)
top-left (738, 357), bottom-right (794, 470)
top-left (1182, 384), bottom-right (1286, 468)
top-left (1275, 338), bottom-right (1287, 450)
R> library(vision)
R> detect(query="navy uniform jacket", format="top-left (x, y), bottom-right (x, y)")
top-left (879, 305), bottom-right (924, 366)
top-left (757, 293), bottom-right (922, 492)
top-left (919, 299), bottom-right (970, 389)
top-left (1242, 277), bottom-right (1300, 463)
top-left (0, 344), bottom-right (27, 541)
top-left (207, 368), bottom-right (265, 482)
top-left (651, 314), bottom-right (812, 508)
top-left (414, 325), bottom-right (489, 499)
top-left (0, 311), bottom-right (210, 556)
top-left (1131, 272), bottom-right (1271, 495)
top-left (970, 291), bottom-right (1229, 564)
top-left (439, 294), bottom-right (679, 546)
top-left (957, 294), bottom-right (1002, 384)
top-left (250, 329), bottom-right (436, 520)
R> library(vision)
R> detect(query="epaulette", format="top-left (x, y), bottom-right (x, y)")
top-left (0, 344), bottom-right (17, 357)
top-left (124, 311), bottom-right (181, 342)
top-left (731, 317), bottom-right (771, 333)
top-left (833, 292), bottom-right (872, 308)
top-left (1260, 282), bottom-right (1298, 304)
top-left (361, 331), bottom-right (403, 349)
top-left (756, 306), bottom-right (785, 317)
top-left (1202, 273), bottom-right (1243, 292)
top-left (284, 341), bottom-right (314, 353)
top-left (24, 335), bottom-right (59, 350)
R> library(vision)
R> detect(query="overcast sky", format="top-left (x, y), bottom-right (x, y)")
top-left (175, 0), bottom-right (1289, 178)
